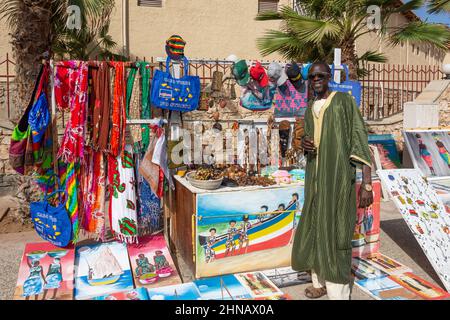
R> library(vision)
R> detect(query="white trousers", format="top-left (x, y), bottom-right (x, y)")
top-left (311, 270), bottom-right (351, 300)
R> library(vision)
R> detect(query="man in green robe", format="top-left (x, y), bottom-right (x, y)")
top-left (291, 62), bottom-right (374, 300)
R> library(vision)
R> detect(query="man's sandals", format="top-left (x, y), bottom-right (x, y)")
top-left (305, 286), bottom-right (327, 299)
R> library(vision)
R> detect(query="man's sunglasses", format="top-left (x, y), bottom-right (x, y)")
top-left (308, 72), bottom-right (330, 80)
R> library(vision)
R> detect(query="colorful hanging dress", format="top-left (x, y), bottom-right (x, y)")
top-left (108, 144), bottom-right (138, 243)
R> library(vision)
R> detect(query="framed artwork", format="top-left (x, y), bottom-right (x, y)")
top-left (127, 233), bottom-right (181, 289)
top-left (74, 241), bottom-right (134, 300)
top-left (195, 185), bottom-right (303, 278)
top-left (377, 169), bottom-right (450, 291)
top-left (403, 130), bottom-right (450, 179)
top-left (14, 242), bottom-right (75, 300)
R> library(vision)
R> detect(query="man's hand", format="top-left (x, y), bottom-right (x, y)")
top-left (302, 136), bottom-right (317, 154)
top-left (358, 187), bottom-right (373, 208)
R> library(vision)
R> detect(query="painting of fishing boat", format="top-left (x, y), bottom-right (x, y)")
top-left (195, 185), bottom-right (304, 277)
top-left (74, 241), bottom-right (133, 300)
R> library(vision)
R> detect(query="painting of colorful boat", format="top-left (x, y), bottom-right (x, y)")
top-left (199, 201), bottom-right (297, 259)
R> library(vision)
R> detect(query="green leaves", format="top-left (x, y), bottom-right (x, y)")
top-left (390, 21), bottom-right (450, 50)
top-left (427, 0), bottom-right (450, 14)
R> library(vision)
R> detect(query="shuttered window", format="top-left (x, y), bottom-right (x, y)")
top-left (258, 0), bottom-right (279, 13)
top-left (138, 0), bottom-right (163, 7)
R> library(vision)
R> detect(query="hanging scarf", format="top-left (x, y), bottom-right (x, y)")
top-left (110, 62), bottom-right (127, 157)
top-left (55, 61), bottom-right (88, 163)
top-left (60, 161), bottom-right (80, 244)
top-left (80, 148), bottom-right (106, 240)
top-left (90, 62), bottom-right (111, 151)
top-left (108, 144), bottom-right (138, 243)
top-left (139, 63), bottom-right (151, 151)
top-left (138, 126), bottom-right (165, 198)
top-left (134, 155), bottom-right (161, 236)
top-left (126, 66), bottom-right (143, 148)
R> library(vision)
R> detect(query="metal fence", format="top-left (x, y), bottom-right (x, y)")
top-left (0, 54), bottom-right (445, 122)
top-left (359, 63), bottom-right (445, 121)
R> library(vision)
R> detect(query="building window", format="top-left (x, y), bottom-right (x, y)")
top-left (138, 0), bottom-right (162, 7)
top-left (258, 0), bottom-right (279, 13)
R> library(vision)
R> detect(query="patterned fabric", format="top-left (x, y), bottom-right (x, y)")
top-left (110, 62), bottom-right (127, 157)
top-left (126, 67), bottom-right (143, 147)
top-left (80, 148), bottom-right (106, 240)
top-left (108, 144), bottom-right (138, 243)
top-left (55, 61), bottom-right (88, 163)
top-left (139, 63), bottom-right (151, 152)
top-left (135, 156), bottom-right (161, 236)
top-left (60, 161), bottom-right (80, 244)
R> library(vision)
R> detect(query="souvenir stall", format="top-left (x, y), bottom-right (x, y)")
top-left (9, 36), bottom-right (385, 300)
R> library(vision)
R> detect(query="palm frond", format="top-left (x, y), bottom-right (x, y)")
top-left (393, 0), bottom-right (424, 13)
top-left (390, 21), bottom-right (450, 50)
top-left (358, 50), bottom-right (388, 63)
top-left (427, 0), bottom-right (450, 14)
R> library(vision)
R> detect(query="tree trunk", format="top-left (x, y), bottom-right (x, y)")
top-left (11, 0), bottom-right (52, 122)
top-left (340, 37), bottom-right (358, 80)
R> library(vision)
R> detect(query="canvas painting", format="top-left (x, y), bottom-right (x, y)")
top-left (235, 272), bottom-right (283, 298)
top-left (368, 134), bottom-right (401, 167)
top-left (147, 283), bottom-right (202, 300)
top-left (261, 267), bottom-right (311, 288)
top-left (14, 242), bottom-right (75, 300)
top-left (351, 257), bottom-right (389, 281)
top-left (431, 178), bottom-right (450, 201)
top-left (377, 169), bottom-right (450, 291)
top-left (89, 288), bottom-right (149, 300)
top-left (194, 274), bottom-right (252, 300)
top-left (356, 276), bottom-right (423, 300)
top-left (195, 185), bottom-right (303, 277)
top-left (389, 272), bottom-right (450, 300)
top-left (359, 253), bottom-right (412, 275)
top-left (352, 181), bottom-right (381, 257)
top-left (127, 233), bottom-right (181, 288)
top-left (404, 130), bottom-right (450, 178)
top-left (253, 294), bottom-right (292, 300)
top-left (74, 241), bottom-right (134, 300)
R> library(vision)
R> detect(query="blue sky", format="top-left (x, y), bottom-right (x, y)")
top-left (407, 1), bottom-right (450, 25)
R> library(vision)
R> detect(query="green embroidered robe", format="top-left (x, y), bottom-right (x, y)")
top-left (291, 91), bottom-right (371, 284)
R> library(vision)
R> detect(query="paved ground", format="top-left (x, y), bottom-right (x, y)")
top-left (0, 200), bottom-right (445, 300)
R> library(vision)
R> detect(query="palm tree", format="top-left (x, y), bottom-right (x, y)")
top-left (256, 0), bottom-right (450, 78)
top-left (428, 0), bottom-right (450, 13)
top-left (0, 0), bottom-right (119, 121)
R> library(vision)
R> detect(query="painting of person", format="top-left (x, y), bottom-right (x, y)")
top-left (224, 234), bottom-right (236, 257)
top-left (238, 215), bottom-right (252, 254)
top-left (277, 204), bottom-right (286, 213)
top-left (432, 133), bottom-right (450, 168)
top-left (42, 258), bottom-right (62, 300)
top-left (228, 220), bottom-right (237, 236)
top-left (204, 244), bottom-right (215, 263)
top-left (135, 253), bottom-right (155, 278)
top-left (22, 258), bottom-right (46, 300)
top-left (207, 228), bottom-right (217, 245)
top-left (416, 134), bottom-right (436, 175)
top-left (126, 291), bottom-right (141, 300)
top-left (258, 205), bottom-right (269, 222)
top-left (153, 250), bottom-right (170, 270)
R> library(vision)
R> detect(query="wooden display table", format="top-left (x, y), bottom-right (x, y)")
top-left (165, 175), bottom-right (304, 278)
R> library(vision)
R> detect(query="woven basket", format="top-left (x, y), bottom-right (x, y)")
top-left (186, 171), bottom-right (223, 190)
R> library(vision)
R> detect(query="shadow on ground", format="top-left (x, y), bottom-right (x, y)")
top-left (380, 218), bottom-right (444, 287)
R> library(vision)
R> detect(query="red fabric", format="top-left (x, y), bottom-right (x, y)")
top-left (55, 61), bottom-right (88, 163)
top-left (110, 62), bottom-right (127, 157)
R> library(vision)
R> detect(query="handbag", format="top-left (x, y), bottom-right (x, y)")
top-left (328, 64), bottom-right (362, 107)
top-left (9, 65), bottom-right (45, 174)
top-left (30, 177), bottom-right (72, 247)
top-left (151, 56), bottom-right (200, 112)
top-left (274, 80), bottom-right (308, 118)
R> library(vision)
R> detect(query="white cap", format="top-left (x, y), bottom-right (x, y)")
top-left (226, 54), bottom-right (239, 63)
